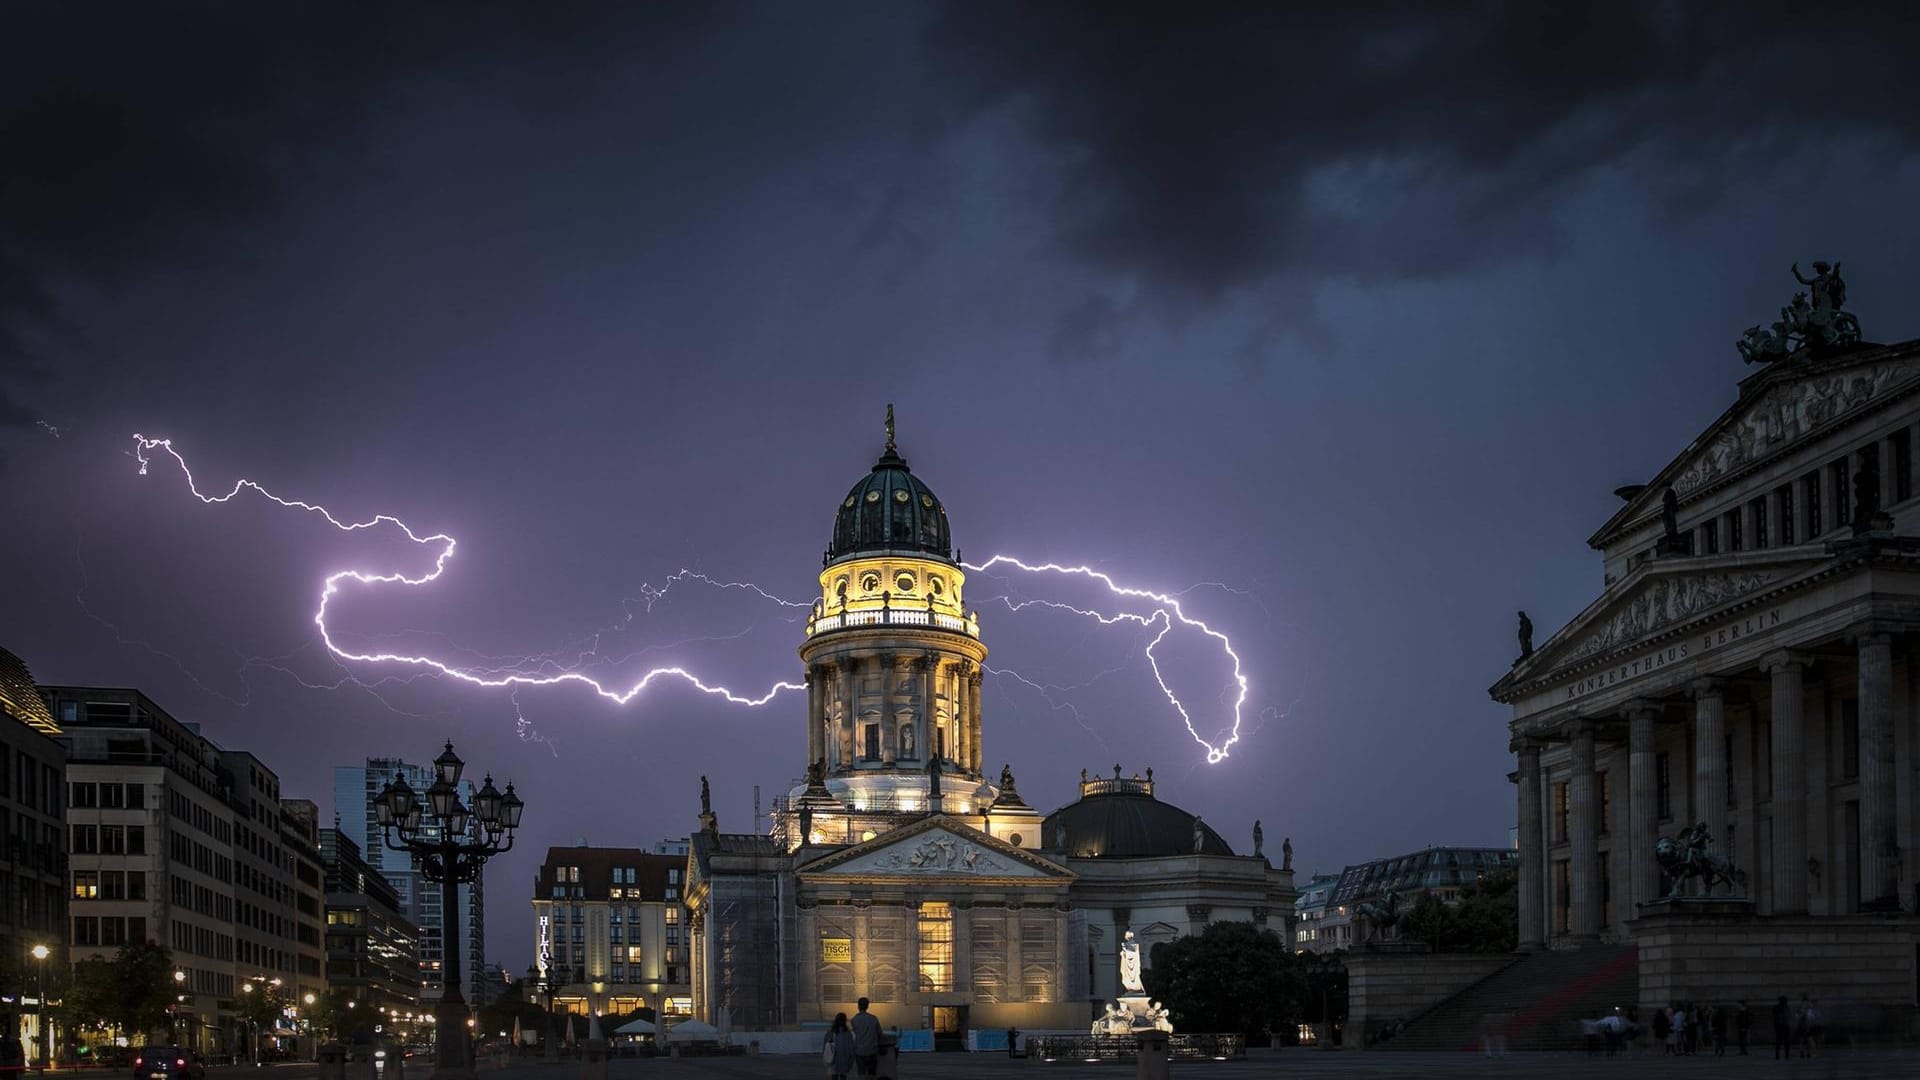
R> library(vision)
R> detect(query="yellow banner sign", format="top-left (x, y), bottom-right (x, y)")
top-left (820, 937), bottom-right (852, 963)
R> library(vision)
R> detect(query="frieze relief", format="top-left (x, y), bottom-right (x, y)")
top-left (873, 835), bottom-right (1003, 874)
top-left (1673, 359), bottom-right (1920, 496)
top-left (1566, 572), bottom-right (1777, 662)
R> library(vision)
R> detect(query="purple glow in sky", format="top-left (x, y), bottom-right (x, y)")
top-left (5, 2), bottom-right (1920, 972)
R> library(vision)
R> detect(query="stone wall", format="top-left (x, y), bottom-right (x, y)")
top-left (1345, 951), bottom-right (1513, 1048)
top-left (1634, 908), bottom-right (1920, 1014)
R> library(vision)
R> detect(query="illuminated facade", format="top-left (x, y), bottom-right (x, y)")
top-left (1492, 335), bottom-right (1920, 1008)
top-left (0, 646), bottom-right (66, 1061)
top-left (321, 828), bottom-right (420, 1017)
top-left (686, 414), bottom-right (1295, 1040)
top-left (530, 846), bottom-right (691, 1019)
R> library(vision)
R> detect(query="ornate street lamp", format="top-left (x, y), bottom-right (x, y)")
top-left (376, 742), bottom-right (521, 1078)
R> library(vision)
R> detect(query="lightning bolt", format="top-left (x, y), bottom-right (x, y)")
top-left (131, 435), bottom-right (805, 709)
top-left (963, 555), bottom-right (1250, 763)
top-left (128, 435), bottom-right (1260, 764)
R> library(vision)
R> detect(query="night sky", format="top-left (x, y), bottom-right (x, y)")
top-left (5, 3), bottom-right (1919, 972)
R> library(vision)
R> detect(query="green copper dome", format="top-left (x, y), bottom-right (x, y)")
top-left (827, 408), bottom-right (953, 563)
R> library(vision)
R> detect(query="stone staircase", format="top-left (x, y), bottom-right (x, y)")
top-left (1377, 945), bottom-right (1639, 1051)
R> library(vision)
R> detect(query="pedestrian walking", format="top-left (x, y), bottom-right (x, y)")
top-left (1792, 995), bottom-right (1809, 1058)
top-left (1710, 1004), bottom-right (1726, 1056)
top-left (822, 1013), bottom-right (854, 1080)
top-left (1800, 997), bottom-right (1821, 1059)
top-left (1735, 1000), bottom-right (1751, 1055)
top-left (1669, 1005), bottom-right (1687, 1056)
top-left (1652, 1006), bottom-right (1671, 1054)
top-left (1771, 995), bottom-right (1791, 1060)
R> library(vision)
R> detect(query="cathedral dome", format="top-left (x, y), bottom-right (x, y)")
top-left (1043, 773), bottom-right (1234, 858)
top-left (827, 409), bottom-right (952, 564)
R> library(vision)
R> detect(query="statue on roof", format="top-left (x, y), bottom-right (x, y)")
top-left (699, 775), bottom-right (710, 815)
top-left (1516, 611), bottom-right (1534, 661)
top-left (1192, 816), bottom-right (1206, 853)
top-left (1282, 836), bottom-right (1293, 871)
top-left (999, 763), bottom-right (1016, 793)
top-left (1738, 260), bottom-right (1863, 363)
top-left (1253, 820), bottom-right (1263, 858)
top-left (927, 755), bottom-right (942, 802)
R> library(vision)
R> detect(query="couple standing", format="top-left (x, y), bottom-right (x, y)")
top-left (822, 997), bottom-right (883, 1079)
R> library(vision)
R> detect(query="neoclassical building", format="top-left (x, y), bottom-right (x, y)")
top-left (1492, 327), bottom-right (1920, 1007)
top-left (687, 415), bottom-right (1293, 1039)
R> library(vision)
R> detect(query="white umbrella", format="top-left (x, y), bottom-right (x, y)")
top-left (666, 1020), bottom-right (718, 1043)
top-left (613, 1019), bottom-right (655, 1036)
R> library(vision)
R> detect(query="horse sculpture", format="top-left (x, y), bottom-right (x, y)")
top-left (1654, 823), bottom-right (1747, 898)
top-left (1355, 890), bottom-right (1411, 942)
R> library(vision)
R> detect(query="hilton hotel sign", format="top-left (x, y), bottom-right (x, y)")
top-left (1560, 606), bottom-right (1785, 701)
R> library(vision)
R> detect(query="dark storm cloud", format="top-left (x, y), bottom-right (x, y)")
top-left (928, 1), bottom-right (1920, 353)
top-left (0, 2), bottom-right (704, 418)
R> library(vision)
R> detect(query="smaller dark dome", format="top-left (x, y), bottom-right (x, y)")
top-left (1044, 781), bottom-right (1234, 858)
top-left (827, 418), bottom-right (952, 563)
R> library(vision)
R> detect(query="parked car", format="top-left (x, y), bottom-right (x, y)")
top-left (133, 1047), bottom-right (206, 1080)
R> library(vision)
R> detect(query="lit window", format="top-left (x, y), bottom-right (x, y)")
top-left (917, 902), bottom-right (953, 992)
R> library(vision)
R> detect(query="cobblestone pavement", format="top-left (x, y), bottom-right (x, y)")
top-left (203, 1047), bottom-right (1920, 1080)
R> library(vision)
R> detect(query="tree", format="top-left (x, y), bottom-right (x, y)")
top-left (1142, 922), bottom-right (1306, 1041)
top-left (1398, 870), bottom-right (1519, 954)
top-left (61, 944), bottom-right (176, 1041)
top-left (236, 978), bottom-right (290, 1058)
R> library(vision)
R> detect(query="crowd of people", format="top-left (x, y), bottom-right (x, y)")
top-left (1579, 995), bottom-right (1827, 1058)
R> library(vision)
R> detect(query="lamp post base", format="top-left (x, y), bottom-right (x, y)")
top-left (430, 999), bottom-right (472, 1080)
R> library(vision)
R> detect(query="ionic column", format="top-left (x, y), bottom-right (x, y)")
top-left (1569, 725), bottom-right (1601, 939)
top-left (806, 665), bottom-right (824, 769)
top-left (879, 652), bottom-right (897, 764)
top-left (1857, 632), bottom-right (1898, 907)
top-left (952, 903), bottom-right (973, 996)
top-left (1625, 701), bottom-right (1661, 911)
top-left (1514, 740), bottom-right (1546, 948)
top-left (949, 663), bottom-right (966, 764)
top-left (1764, 651), bottom-right (1808, 914)
top-left (1004, 905), bottom-right (1024, 1002)
top-left (1691, 681), bottom-right (1728, 875)
top-left (968, 668), bottom-right (984, 775)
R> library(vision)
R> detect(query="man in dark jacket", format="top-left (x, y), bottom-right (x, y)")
top-left (1771, 996), bottom-right (1792, 1060)
top-left (850, 998), bottom-right (881, 1078)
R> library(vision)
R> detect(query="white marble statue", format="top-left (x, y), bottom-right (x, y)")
top-left (1119, 930), bottom-right (1143, 993)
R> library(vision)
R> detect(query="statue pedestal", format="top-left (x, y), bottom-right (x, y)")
top-left (1093, 995), bottom-right (1172, 1036)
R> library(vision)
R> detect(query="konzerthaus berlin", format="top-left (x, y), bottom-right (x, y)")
top-left (1492, 306), bottom-right (1920, 1010)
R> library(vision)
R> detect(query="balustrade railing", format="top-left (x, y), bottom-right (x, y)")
top-left (806, 607), bottom-right (979, 638)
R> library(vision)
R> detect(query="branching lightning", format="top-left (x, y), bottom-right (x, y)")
top-left (963, 555), bottom-right (1250, 763)
top-left (128, 435), bottom-right (1258, 763)
top-left (132, 435), bottom-right (805, 709)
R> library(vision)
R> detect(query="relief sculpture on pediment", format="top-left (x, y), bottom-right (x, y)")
top-left (1674, 360), bottom-right (1919, 496)
top-left (1567, 572), bottom-right (1776, 662)
top-left (872, 835), bottom-right (1003, 874)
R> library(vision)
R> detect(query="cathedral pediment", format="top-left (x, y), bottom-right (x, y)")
top-left (796, 815), bottom-right (1074, 882)
top-left (1591, 345), bottom-right (1920, 550)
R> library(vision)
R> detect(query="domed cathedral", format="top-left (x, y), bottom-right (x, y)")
top-left (797, 403), bottom-right (999, 823)
top-left (684, 409), bottom-right (1295, 1044)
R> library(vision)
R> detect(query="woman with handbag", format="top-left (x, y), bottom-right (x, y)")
top-left (823, 1013), bottom-right (854, 1080)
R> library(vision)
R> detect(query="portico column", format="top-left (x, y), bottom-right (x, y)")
top-left (951, 663), bottom-right (968, 765)
top-left (1514, 740), bottom-right (1546, 948)
top-left (1857, 632), bottom-right (1899, 907)
top-left (1691, 681), bottom-right (1728, 875)
top-left (1004, 905), bottom-right (1024, 1002)
top-left (1764, 651), bottom-right (1809, 914)
top-left (1569, 725), bottom-right (1601, 939)
top-left (1625, 700), bottom-right (1661, 910)
top-left (879, 653), bottom-right (897, 764)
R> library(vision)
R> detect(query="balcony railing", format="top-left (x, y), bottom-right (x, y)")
top-left (806, 607), bottom-right (979, 638)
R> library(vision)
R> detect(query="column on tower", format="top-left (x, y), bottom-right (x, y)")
top-left (1568, 724), bottom-right (1600, 939)
top-left (916, 653), bottom-right (936, 764)
top-left (838, 659), bottom-right (858, 768)
top-left (967, 666), bottom-right (985, 775)
top-left (879, 652), bottom-right (897, 765)
top-left (806, 665), bottom-right (824, 769)
top-left (950, 662), bottom-right (968, 768)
